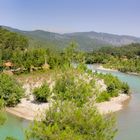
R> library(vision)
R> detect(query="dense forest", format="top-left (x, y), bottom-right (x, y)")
top-left (1, 27), bottom-right (140, 74)
top-left (0, 27), bottom-right (79, 73)
top-left (86, 43), bottom-right (140, 73)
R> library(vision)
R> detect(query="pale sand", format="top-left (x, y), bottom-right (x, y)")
top-left (96, 94), bottom-right (130, 114)
top-left (95, 65), bottom-right (131, 113)
top-left (6, 97), bottom-right (50, 121)
top-left (97, 65), bottom-right (140, 76)
top-left (126, 72), bottom-right (140, 76)
top-left (97, 65), bottom-right (118, 72)
top-left (6, 72), bottom-right (130, 120)
top-left (6, 94), bottom-right (130, 120)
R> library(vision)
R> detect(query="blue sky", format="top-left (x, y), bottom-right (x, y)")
top-left (0, 0), bottom-right (140, 36)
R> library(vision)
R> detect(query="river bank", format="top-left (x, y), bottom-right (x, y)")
top-left (97, 65), bottom-right (140, 76)
top-left (6, 97), bottom-right (50, 121)
top-left (97, 65), bottom-right (118, 72)
top-left (2, 64), bottom-right (139, 140)
top-left (96, 94), bottom-right (130, 114)
top-left (5, 66), bottom-right (130, 121)
top-left (6, 93), bottom-right (130, 121)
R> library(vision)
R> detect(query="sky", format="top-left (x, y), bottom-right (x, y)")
top-left (0, 0), bottom-right (140, 36)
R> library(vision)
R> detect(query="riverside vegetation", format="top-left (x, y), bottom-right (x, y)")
top-left (85, 43), bottom-right (140, 74)
top-left (0, 27), bottom-right (130, 140)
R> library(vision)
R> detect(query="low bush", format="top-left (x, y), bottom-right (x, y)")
top-left (53, 74), bottom-right (92, 107)
top-left (121, 82), bottom-right (130, 94)
top-left (33, 83), bottom-right (51, 102)
top-left (96, 91), bottom-right (110, 103)
top-left (0, 74), bottom-right (24, 107)
top-left (26, 102), bottom-right (117, 140)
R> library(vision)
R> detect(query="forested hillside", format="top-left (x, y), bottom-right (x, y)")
top-left (0, 27), bottom-right (81, 73)
top-left (0, 27), bottom-right (28, 65)
top-left (2, 26), bottom-right (140, 51)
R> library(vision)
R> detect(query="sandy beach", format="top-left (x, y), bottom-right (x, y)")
top-left (6, 93), bottom-right (130, 120)
top-left (97, 65), bottom-right (118, 72)
top-left (97, 65), bottom-right (140, 76)
top-left (5, 70), bottom-right (130, 121)
top-left (126, 72), bottom-right (140, 76)
top-left (96, 94), bottom-right (130, 114)
top-left (6, 97), bottom-right (50, 121)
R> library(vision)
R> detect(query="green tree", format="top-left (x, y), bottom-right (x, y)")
top-left (121, 82), bottom-right (130, 94)
top-left (53, 73), bottom-right (92, 107)
top-left (0, 27), bottom-right (28, 61)
top-left (33, 83), bottom-right (51, 102)
top-left (0, 74), bottom-right (24, 106)
top-left (26, 102), bottom-right (117, 140)
top-left (64, 42), bottom-right (77, 67)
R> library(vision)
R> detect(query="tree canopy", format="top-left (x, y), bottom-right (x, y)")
top-left (26, 102), bottom-right (117, 140)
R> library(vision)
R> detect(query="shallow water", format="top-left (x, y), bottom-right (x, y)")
top-left (1, 65), bottom-right (140, 140)
top-left (90, 64), bottom-right (140, 140)
top-left (0, 112), bottom-right (28, 140)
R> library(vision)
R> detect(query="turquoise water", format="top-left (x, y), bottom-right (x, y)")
top-left (0, 113), bottom-right (28, 140)
top-left (90, 65), bottom-right (140, 140)
top-left (1, 65), bottom-right (140, 140)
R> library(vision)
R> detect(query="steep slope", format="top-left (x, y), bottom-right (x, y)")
top-left (2, 26), bottom-right (140, 51)
top-left (66, 31), bottom-right (140, 46)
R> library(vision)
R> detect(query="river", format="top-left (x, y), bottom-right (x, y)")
top-left (90, 65), bottom-right (140, 140)
top-left (0, 113), bottom-right (28, 139)
top-left (0, 64), bottom-right (140, 140)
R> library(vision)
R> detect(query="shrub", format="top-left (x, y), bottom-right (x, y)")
top-left (121, 82), bottom-right (130, 94)
top-left (96, 91), bottom-right (110, 103)
top-left (97, 73), bottom-right (122, 90)
top-left (95, 73), bottom-right (129, 98)
top-left (0, 74), bottom-right (24, 107)
top-left (53, 74), bottom-right (92, 107)
top-left (26, 102), bottom-right (117, 140)
top-left (77, 64), bottom-right (88, 72)
top-left (109, 90), bottom-right (119, 97)
top-left (107, 83), bottom-right (116, 93)
top-left (33, 83), bottom-right (51, 102)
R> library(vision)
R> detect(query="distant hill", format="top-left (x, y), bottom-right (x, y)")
top-left (2, 26), bottom-right (140, 51)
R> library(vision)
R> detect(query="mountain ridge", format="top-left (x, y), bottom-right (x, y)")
top-left (1, 25), bottom-right (140, 51)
